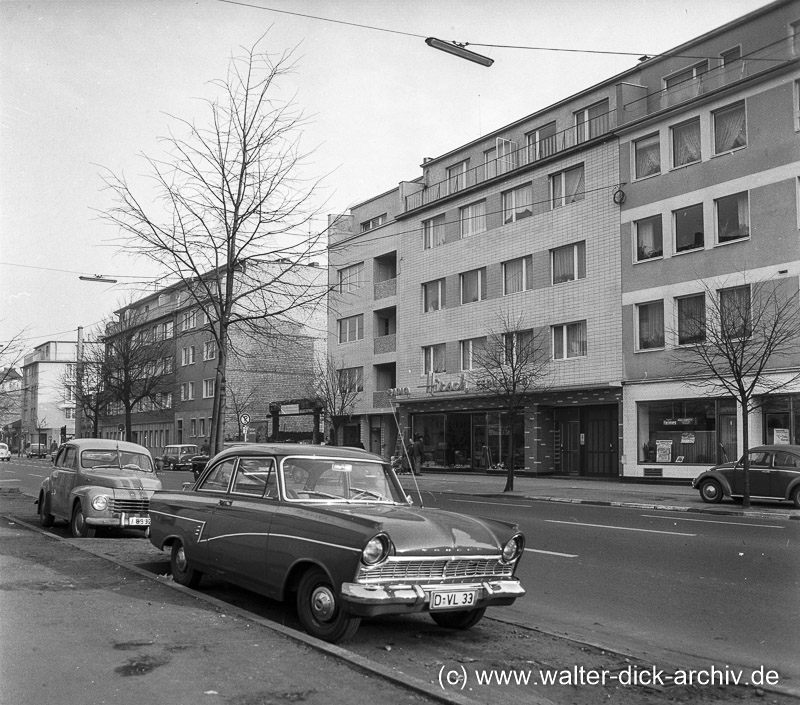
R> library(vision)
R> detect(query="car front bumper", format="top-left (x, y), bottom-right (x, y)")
top-left (85, 513), bottom-right (151, 528)
top-left (341, 579), bottom-right (525, 617)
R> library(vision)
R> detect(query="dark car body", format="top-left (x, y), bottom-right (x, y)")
top-left (161, 444), bottom-right (200, 471)
top-left (38, 438), bottom-right (162, 537)
top-left (149, 443), bottom-right (525, 643)
top-left (692, 444), bottom-right (800, 507)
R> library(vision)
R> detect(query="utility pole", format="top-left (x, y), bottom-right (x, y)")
top-left (76, 326), bottom-right (84, 439)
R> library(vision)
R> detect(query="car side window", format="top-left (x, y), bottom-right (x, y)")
top-left (61, 447), bottom-right (77, 469)
top-left (199, 458), bottom-right (236, 493)
top-left (748, 451), bottom-right (771, 468)
top-left (774, 451), bottom-right (800, 468)
top-left (232, 457), bottom-right (275, 497)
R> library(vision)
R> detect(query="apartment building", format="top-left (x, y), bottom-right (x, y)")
top-left (20, 341), bottom-right (77, 450)
top-left (618, 1), bottom-right (800, 479)
top-left (329, 0), bottom-right (800, 478)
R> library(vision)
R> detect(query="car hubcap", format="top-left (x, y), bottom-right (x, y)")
top-left (175, 546), bottom-right (188, 572)
top-left (705, 484), bottom-right (717, 498)
top-left (310, 586), bottom-right (335, 622)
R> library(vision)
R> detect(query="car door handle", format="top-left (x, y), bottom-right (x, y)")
top-left (218, 499), bottom-right (232, 507)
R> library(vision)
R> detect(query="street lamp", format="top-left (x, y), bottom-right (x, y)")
top-left (425, 37), bottom-right (494, 67)
top-left (79, 275), bottom-right (118, 283)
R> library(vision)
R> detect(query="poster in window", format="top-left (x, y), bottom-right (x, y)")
top-left (773, 428), bottom-right (790, 445)
top-left (680, 432), bottom-right (696, 444)
top-left (656, 440), bottom-right (673, 463)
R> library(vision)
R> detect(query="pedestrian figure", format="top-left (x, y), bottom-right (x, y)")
top-left (412, 434), bottom-right (424, 476)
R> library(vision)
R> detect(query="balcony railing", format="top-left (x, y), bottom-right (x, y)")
top-left (404, 113), bottom-right (611, 212)
top-left (374, 334), bottom-right (397, 355)
top-left (374, 277), bottom-right (397, 300)
top-left (372, 390), bottom-right (393, 409)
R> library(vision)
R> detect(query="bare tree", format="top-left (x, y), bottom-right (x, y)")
top-left (472, 312), bottom-right (552, 492)
top-left (99, 38), bottom-right (329, 455)
top-left (307, 355), bottom-right (362, 445)
top-left (671, 276), bottom-right (800, 508)
top-left (0, 327), bottom-right (27, 420)
top-left (101, 315), bottom-right (174, 443)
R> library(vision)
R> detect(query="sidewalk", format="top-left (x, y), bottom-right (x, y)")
top-left (399, 472), bottom-right (800, 520)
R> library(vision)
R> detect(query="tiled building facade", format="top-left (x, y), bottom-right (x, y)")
top-left (329, 0), bottom-right (800, 479)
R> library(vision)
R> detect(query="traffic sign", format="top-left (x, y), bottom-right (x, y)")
top-left (240, 413), bottom-right (250, 426)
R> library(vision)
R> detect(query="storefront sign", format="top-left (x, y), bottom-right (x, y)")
top-left (425, 373), bottom-right (470, 395)
top-left (387, 386), bottom-right (412, 398)
top-left (663, 417), bottom-right (696, 427)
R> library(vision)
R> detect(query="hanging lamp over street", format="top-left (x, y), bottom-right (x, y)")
top-left (425, 37), bottom-right (494, 67)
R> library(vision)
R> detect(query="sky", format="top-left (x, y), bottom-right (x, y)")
top-left (0, 0), bottom-right (773, 358)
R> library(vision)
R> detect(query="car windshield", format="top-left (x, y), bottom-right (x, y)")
top-left (281, 457), bottom-right (404, 504)
top-left (81, 450), bottom-right (155, 473)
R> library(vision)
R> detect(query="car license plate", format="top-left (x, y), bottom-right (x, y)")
top-left (430, 589), bottom-right (477, 610)
top-left (125, 516), bottom-right (150, 527)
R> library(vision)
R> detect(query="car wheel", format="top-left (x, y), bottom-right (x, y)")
top-left (296, 567), bottom-right (361, 643)
top-left (70, 503), bottom-right (96, 538)
top-left (431, 607), bottom-right (487, 630)
top-left (699, 479), bottom-right (723, 504)
top-left (791, 486), bottom-right (800, 509)
top-left (170, 540), bottom-right (203, 588)
top-left (38, 492), bottom-right (54, 527)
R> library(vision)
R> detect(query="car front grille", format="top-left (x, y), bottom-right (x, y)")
top-left (108, 498), bottom-right (150, 513)
top-left (357, 556), bottom-right (514, 584)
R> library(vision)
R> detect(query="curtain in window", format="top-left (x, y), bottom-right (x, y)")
top-left (636, 217), bottom-right (663, 260)
top-left (505, 260), bottom-right (523, 294)
top-left (678, 295), bottom-right (705, 344)
top-left (432, 345), bottom-right (446, 373)
top-left (565, 167), bottom-right (584, 204)
top-left (638, 302), bottom-right (664, 349)
top-left (552, 246), bottom-right (574, 284)
top-left (673, 120), bottom-right (701, 166)
top-left (567, 322), bottom-right (587, 357)
top-left (462, 271), bottom-right (480, 302)
top-left (424, 283), bottom-right (440, 312)
top-left (462, 202), bottom-right (485, 236)
top-left (635, 135), bottom-right (660, 178)
top-left (737, 192), bottom-right (749, 238)
top-left (714, 105), bottom-right (746, 153)
top-left (720, 287), bottom-right (751, 337)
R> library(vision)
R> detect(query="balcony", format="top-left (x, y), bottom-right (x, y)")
top-left (372, 390), bottom-right (393, 409)
top-left (374, 333), bottom-right (396, 355)
top-left (403, 113), bottom-right (611, 213)
top-left (374, 277), bottom-right (397, 300)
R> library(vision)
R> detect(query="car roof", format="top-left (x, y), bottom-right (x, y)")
top-left (65, 438), bottom-right (153, 455)
top-left (213, 442), bottom-right (383, 461)
top-left (749, 444), bottom-right (800, 453)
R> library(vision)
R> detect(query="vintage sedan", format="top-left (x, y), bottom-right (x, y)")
top-left (692, 444), bottom-right (800, 507)
top-left (149, 443), bottom-right (525, 643)
top-left (38, 438), bottom-right (162, 537)
top-left (161, 444), bottom-right (199, 471)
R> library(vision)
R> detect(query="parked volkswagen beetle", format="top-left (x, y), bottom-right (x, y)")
top-left (692, 444), bottom-right (800, 507)
top-left (38, 438), bottom-right (161, 537)
top-left (148, 443), bottom-right (525, 643)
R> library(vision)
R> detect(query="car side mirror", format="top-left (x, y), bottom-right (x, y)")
top-left (182, 482), bottom-right (194, 491)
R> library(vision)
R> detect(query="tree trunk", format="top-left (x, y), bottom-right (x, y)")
top-left (503, 411), bottom-right (516, 492)
top-left (741, 400), bottom-right (751, 509)
top-left (210, 331), bottom-right (228, 456)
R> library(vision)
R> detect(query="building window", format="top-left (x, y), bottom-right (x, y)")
top-left (447, 160), bottom-right (468, 194)
top-left (161, 356), bottom-right (173, 374)
top-left (203, 340), bottom-right (217, 360)
top-left (716, 192), bottom-right (749, 244)
top-left (423, 279), bottom-right (446, 312)
top-left (551, 241), bottom-right (586, 284)
top-left (635, 215), bottom-right (663, 261)
top-left (422, 344), bottom-right (446, 374)
top-left (199, 418), bottom-right (206, 438)
top-left (574, 99), bottom-right (609, 143)
top-left (671, 117), bottom-right (701, 168)
top-left (181, 346), bottom-right (196, 366)
top-left (203, 379), bottom-right (215, 399)
top-left (720, 45), bottom-right (741, 66)
top-left (502, 184), bottom-right (533, 224)
top-left (460, 268), bottom-right (486, 304)
top-left (460, 337), bottom-right (485, 371)
top-left (162, 321), bottom-right (174, 339)
top-left (637, 301), bottom-right (665, 350)
top-left (483, 147), bottom-right (496, 180)
top-left (526, 122), bottom-right (557, 161)
top-left (503, 256), bottom-right (533, 295)
top-left (634, 133), bottom-right (660, 179)
top-left (677, 294), bottom-right (706, 345)
top-left (664, 61), bottom-right (708, 89)
top-left (552, 321), bottom-right (587, 359)
top-left (503, 329), bottom-right (534, 364)
top-left (713, 102), bottom-right (746, 154)
top-left (423, 215), bottom-right (446, 250)
top-left (181, 310), bottom-right (197, 331)
top-left (719, 285), bottom-right (751, 338)
top-left (337, 367), bottom-right (364, 392)
top-left (638, 399), bottom-right (724, 464)
top-left (338, 314), bottom-right (364, 343)
top-left (550, 165), bottom-right (584, 208)
top-left (338, 262), bottom-right (365, 293)
top-left (181, 382), bottom-right (195, 401)
top-left (674, 204), bottom-right (704, 253)
top-left (361, 214), bottom-right (386, 233)
top-left (460, 201), bottom-right (486, 238)
top-left (190, 418), bottom-right (197, 437)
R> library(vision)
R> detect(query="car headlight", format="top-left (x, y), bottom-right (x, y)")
top-left (91, 495), bottom-right (109, 511)
top-left (501, 534), bottom-right (524, 563)
top-left (361, 534), bottom-right (390, 566)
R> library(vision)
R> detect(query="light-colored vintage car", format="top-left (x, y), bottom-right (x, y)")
top-left (149, 443), bottom-right (525, 643)
top-left (38, 438), bottom-right (161, 537)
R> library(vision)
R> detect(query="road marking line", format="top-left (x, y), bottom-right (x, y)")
top-left (525, 548), bottom-right (578, 558)
top-left (449, 499), bottom-right (532, 507)
top-left (545, 520), bottom-right (696, 536)
top-left (641, 514), bottom-right (784, 529)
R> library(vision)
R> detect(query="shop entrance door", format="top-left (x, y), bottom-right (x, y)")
top-left (558, 421), bottom-right (580, 475)
top-left (584, 405), bottom-right (618, 477)
top-left (719, 414), bottom-right (737, 463)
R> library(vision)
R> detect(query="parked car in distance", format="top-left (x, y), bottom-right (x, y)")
top-left (26, 443), bottom-right (47, 458)
top-left (38, 438), bottom-right (162, 537)
top-left (692, 444), bottom-right (800, 507)
top-left (189, 441), bottom-right (253, 479)
top-left (160, 444), bottom-right (199, 471)
top-left (0, 443), bottom-right (11, 461)
top-left (149, 443), bottom-right (525, 643)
